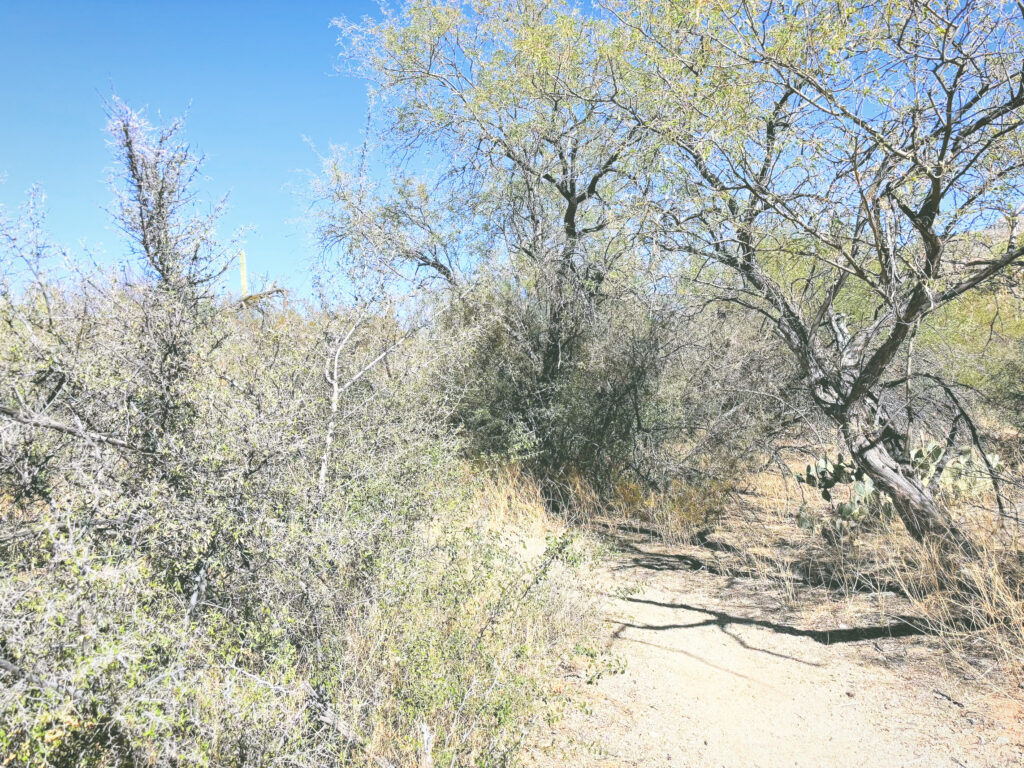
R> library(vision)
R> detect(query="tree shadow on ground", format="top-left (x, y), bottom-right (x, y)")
top-left (607, 534), bottom-right (912, 599)
top-left (597, 530), bottom-right (935, 660)
top-left (614, 595), bottom-right (927, 645)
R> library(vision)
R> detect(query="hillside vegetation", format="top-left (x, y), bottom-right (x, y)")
top-left (4, 0), bottom-right (1024, 766)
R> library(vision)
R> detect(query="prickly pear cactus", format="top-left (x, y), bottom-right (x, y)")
top-left (942, 448), bottom-right (1003, 500)
top-left (794, 453), bottom-right (882, 542)
top-left (794, 454), bottom-right (861, 503)
top-left (906, 438), bottom-right (1000, 500)
top-left (910, 440), bottom-right (945, 483)
top-left (794, 438), bottom-right (1002, 543)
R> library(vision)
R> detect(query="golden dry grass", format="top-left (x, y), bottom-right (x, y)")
top-left (592, 460), bottom-right (1024, 685)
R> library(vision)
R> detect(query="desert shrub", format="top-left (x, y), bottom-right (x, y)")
top-left (441, 279), bottom-right (668, 492)
top-left (437, 273), bottom-right (799, 530)
top-left (0, 437), bottom-right (591, 767)
top-left (0, 105), bottom-right (592, 767)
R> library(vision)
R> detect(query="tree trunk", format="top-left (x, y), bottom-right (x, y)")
top-left (842, 401), bottom-right (977, 558)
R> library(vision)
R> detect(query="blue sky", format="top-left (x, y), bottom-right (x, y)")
top-left (0, 1), bottom-right (379, 294)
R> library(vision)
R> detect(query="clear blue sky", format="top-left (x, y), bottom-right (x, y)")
top-left (0, 1), bottom-right (379, 294)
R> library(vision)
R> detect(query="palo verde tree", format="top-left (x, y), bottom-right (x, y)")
top-left (615, 0), bottom-right (1024, 550)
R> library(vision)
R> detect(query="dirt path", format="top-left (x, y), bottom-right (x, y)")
top-left (532, 530), bottom-right (1024, 768)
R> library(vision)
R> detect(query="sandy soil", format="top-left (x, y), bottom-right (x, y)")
top-left (529, 529), bottom-right (1024, 768)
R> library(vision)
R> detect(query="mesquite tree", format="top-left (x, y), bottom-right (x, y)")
top-left (617, 0), bottom-right (1024, 549)
top-left (332, 0), bottom-right (674, 485)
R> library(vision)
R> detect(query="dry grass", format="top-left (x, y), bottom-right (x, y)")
top-left (597, 461), bottom-right (1024, 687)
top-left (881, 527), bottom-right (1024, 680)
top-left (590, 475), bottom-right (732, 543)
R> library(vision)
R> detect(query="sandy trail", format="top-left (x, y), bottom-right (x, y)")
top-left (532, 530), bottom-right (1024, 768)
